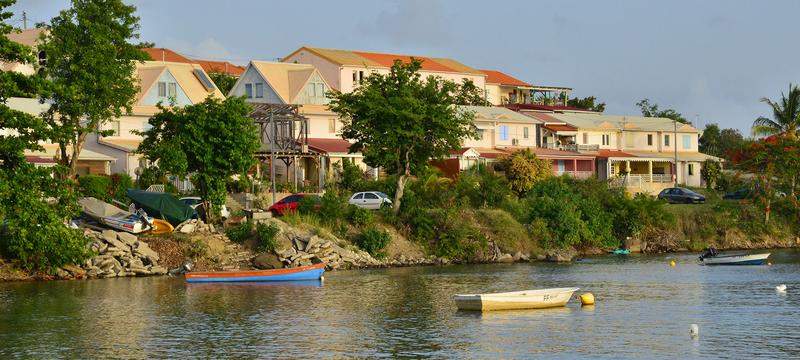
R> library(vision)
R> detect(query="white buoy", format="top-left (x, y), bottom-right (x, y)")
top-left (689, 324), bottom-right (699, 338)
top-left (776, 284), bottom-right (787, 293)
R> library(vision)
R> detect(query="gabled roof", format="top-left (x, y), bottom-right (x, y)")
top-left (142, 48), bottom-right (245, 76)
top-left (283, 46), bottom-right (484, 75)
top-left (7, 28), bottom-right (45, 47)
top-left (459, 105), bottom-right (542, 124)
top-left (246, 61), bottom-right (331, 104)
top-left (547, 113), bottom-right (700, 133)
top-left (480, 70), bottom-right (532, 87)
top-left (305, 138), bottom-right (354, 154)
top-left (134, 61), bottom-right (224, 108)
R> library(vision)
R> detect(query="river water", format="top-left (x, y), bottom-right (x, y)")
top-left (1, 250), bottom-right (799, 359)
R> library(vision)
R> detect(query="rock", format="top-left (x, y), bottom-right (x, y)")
top-left (86, 268), bottom-right (102, 277)
top-left (496, 253), bottom-right (514, 263)
top-left (252, 253), bottom-right (283, 270)
top-left (102, 232), bottom-right (129, 252)
top-left (536, 254), bottom-right (546, 261)
top-left (178, 223), bottom-right (196, 234)
top-left (320, 241), bottom-right (332, 249)
top-left (150, 266), bottom-right (168, 275)
top-left (117, 232), bottom-right (137, 246)
top-left (133, 242), bottom-right (160, 264)
top-left (513, 251), bottom-right (524, 262)
top-left (544, 248), bottom-right (576, 262)
top-left (293, 238), bottom-right (307, 251)
top-left (101, 229), bottom-right (118, 243)
top-left (305, 236), bottom-right (322, 252)
top-left (62, 264), bottom-right (86, 276)
top-left (55, 268), bottom-right (71, 279)
top-left (207, 224), bottom-right (215, 233)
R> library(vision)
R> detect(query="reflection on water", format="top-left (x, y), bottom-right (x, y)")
top-left (1, 250), bottom-right (799, 359)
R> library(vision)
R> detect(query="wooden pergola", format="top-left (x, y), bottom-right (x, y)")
top-left (248, 103), bottom-right (326, 202)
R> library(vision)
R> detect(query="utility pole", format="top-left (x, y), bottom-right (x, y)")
top-left (22, 12), bottom-right (27, 29)
top-left (674, 119), bottom-right (678, 186)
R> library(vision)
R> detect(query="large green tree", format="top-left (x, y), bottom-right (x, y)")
top-left (329, 58), bottom-right (477, 212)
top-left (453, 79), bottom-right (490, 106)
top-left (38, 0), bottom-right (148, 178)
top-left (752, 84), bottom-right (800, 138)
top-left (567, 96), bottom-right (606, 112)
top-left (0, 0), bottom-right (88, 272)
top-left (208, 71), bottom-right (237, 95)
top-left (636, 98), bottom-right (690, 125)
top-left (136, 96), bottom-right (259, 219)
top-left (494, 149), bottom-right (552, 195)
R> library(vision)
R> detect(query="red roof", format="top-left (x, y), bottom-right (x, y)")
top-left (480, 70), bottom-right (531, 87)
top-left (142, 48), bottom-right (245, 76)
top-left (543, 124), bottom-right (577, 132)
top-left (25, 155), bottom-right (56, 164)
top-left (305, 138), bottom-right (354, 154)
top-left (594, 149), bottom-right (636, 158)
top-left (352, 51), bottom-right (454, 73)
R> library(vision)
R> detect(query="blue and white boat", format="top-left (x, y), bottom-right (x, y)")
top-left (185, 263), bottom-right (326, 283)
top-left (699, 248), bottom-right (770, 265)
top-left (78, 197), bottom-right (153, 234)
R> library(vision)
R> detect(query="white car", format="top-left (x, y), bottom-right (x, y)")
top-left (348, 191), bottom-right (393, 210)
top-left (180, 197), bottom-right (230, 219)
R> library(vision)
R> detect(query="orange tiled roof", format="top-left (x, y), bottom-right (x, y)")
top-left (142, 48), bottom-right (244, 76)
top-left (285, 47), bottom-right (484, 75)
top-left (481, 70), bottom-right (531, 87)
top-left (353, 51), bottom-right (454, 73)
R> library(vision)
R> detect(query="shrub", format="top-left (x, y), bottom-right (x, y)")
top-left (297, 195), bottom-right (320, 215)
top-left (78, 175), bottom-right (112, 200)
top-left (185, 239), bottom-right (208, 258)
top-left (354, 226), bottom-right (391, 258)
top-left (109, 173), bottom-right (134, 202)
top-left (476, 208), bottom-right (531, 252)
top-left (319, 190), bottom-right (348, 225)
top-left (348, 205), bottom-right (374, 226)
top-left (255, 222), bottom-right (280, 252)
top-left (225, 220), bottom-right (253, 243)
top-left (338, 160), bottom-right (363, 192)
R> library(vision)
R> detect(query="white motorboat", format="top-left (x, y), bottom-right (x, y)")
top-left (699, 248), bottom-right (770, 265)
top-left (453, 287), bottom-right (579, 311)
top-left (78, 197), bottom-right (152, 234)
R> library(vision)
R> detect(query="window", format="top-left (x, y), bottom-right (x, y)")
top-left (682, 135), bottom-right (691, 149)
top-left (524, 127), bottom-right (530, 139)
top-left (583, 132), bottom-right (588, 144)
top-left (352, 71), bottom-right (358, 84)
top-left (499, 125), bottom-right (509, 141)
top-left (365, 193), bottom-right (379, 200)
top-left (665, 135), bottom-right (670, 147)
top-left (316, 83), bottom-right (325, 97)
top-left (647, 134), bottom-right (653, 146)
top-left (477, 129), bottom-right (484, 140)
top-left (359, 71), bottom-right (364, 83)
top-left (602, 134), bottom-right (610, 146)
top-left (245, 83), bottom-right (253, 98)
top-left (255, 83), bottom-right (264, 98)
top-left (353, 193), bottom-right (363, 200)
top-left (158, 82), bottom-right (166, 97)
top-left (168, 83), bottom-right (177, 98)
top-left (328, 119), bottom-right (336, 133)
top-left (688, 163), bottom-right (695, 176)
top-left (306, 83), bottom-right (315, 97)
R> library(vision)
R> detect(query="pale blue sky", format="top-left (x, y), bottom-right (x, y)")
top-left (10, 0), bottom-right (800, 133)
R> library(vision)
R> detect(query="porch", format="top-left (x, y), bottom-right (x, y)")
top-left (606, 158), bottom-right (675, 193)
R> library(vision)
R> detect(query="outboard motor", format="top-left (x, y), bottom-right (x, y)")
top-left (168, 260), bottom-right (193, 277)
top-left (699, 247), bottom-right (718, 260)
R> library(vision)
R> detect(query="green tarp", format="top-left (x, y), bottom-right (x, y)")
top-left (126, 189), bottom-right (197, 226)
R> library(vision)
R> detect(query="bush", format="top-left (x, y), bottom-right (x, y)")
top-left (354, 226), bottom-right (391, 258)
top-left (319, 190), bottom-right (348, 225)
top-left (476, 208), bottom-right (532, 252)
top-left (110, 173), bottom-right (133, 202)
top-left (78, 175), bottom-right (112, 200)
top-left (185, 239), bottom-right (208, 258)
top-left (298, 195), bottom-right (320, 215)
top-left (255, 222), bottom-right (280, 252)
top-left (338, 160), bottom-right (364, 192)
top-left (225, 220), bottom-right (253, 243)
top-left (348, 205), bottom-right (374, 226)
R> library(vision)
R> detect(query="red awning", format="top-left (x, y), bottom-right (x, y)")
top-left (542, 124), bottom-right (577, 132)
top-left (305, 138), bottom-right (355, 154)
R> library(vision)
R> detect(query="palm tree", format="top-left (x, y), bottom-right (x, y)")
top-left (752, 84), bottom-right (800, 138)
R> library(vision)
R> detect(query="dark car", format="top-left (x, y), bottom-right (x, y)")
top-left (657, 187), bottom-right (706, 204)
top-left (722, 188), bottom-right (752, 200)
top-left (267, 194), bottom-right (320, 216)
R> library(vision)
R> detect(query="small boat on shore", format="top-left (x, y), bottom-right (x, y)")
top-left (78, 197), bottom-right (153, 234)
top-left (611, 248), bottom-right (631, 255)
top-left (453, 287), bottom-right (579, 311)
top-left (185, 263), bottom-right (325, 283)
top-left (699, 248), bottom-right (770, 265)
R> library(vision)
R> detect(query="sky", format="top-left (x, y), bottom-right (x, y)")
top-left (9, 0), bottom-right (800, 134)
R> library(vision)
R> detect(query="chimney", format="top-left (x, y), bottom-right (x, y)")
top-left (161, 49), bottom-right (165, 62)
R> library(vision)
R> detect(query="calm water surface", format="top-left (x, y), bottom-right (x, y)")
top-left (1, 250), bottom-right (799, 359)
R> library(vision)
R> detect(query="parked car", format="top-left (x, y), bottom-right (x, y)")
top-left (657, 187), bottom-right (706, 204)
top-left (179, 196), bottom-right (230, 219)
top-left (348, 191), bottom-right (393, 210)
top-left (723, 188), bottom-right (752, 200)
top-left (267, 194), bottom-right (320, 216)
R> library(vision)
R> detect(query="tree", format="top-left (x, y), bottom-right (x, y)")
top-left (752, 84), bottom-right (800, 138)
top-left (135, 41), bottom-right (155, 49)
top-left (699, 123), bottom-right (721, 157)
top-left (567, 96), bottom-right (606, 112)
top-left (494, 149), bottom-right (552, 195)
top-left (329, 58), bottom-right (477, 213)
top-left (453, 79), bottom-right (490, 106)
top-left (208, 71), bottom-right (237, 95)
top-left (636, 98), bottom-right (690, 125)
top-left (0, 0), bottom-right (88, 271)
top-left (739, 135), bottom-right (800, 223)
top-left (700, 159), bottom-right (722, 190)
top-left (38, 0), bottom-right (148, 178)
top-left (136, 96), bottom-right (259, 220)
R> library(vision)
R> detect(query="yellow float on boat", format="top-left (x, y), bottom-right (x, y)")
top-left (580, 292), bottom-right (595, 306)
top-left (149, 219), bottom-right (174, 235)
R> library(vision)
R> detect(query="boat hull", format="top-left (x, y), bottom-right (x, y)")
top-left (702, 253), bottom-right (770, 266)
top-left (454, 287), bottom-right (579, 311)
top-left (185, 263), bottom-right (325, 283)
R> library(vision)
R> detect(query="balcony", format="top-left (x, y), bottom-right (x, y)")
top-left (543, 143), bottom-right (599, 153)
top-left (556, 170), bottom-right (594, 179)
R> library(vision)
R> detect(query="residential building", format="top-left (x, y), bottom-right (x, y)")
top-left (282, 47), bottom-right (487, 94)
top-left (142, 48), bottom-right (245, 76)
top-left (481, 70), bottom-right (534, 105)
top-left (84, 61), bottom-right (225, 177)
top-left (431, 106), bottom-right (595, 178)
top-left (0, 28), bottom-right (46, 76)
top-left (525, 111), bottom-right (719, 192)
top-left (229, 60), bottom-right (365, 188)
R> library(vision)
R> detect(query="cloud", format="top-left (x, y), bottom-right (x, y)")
top-left (360, 0), bottom-right (452, 48)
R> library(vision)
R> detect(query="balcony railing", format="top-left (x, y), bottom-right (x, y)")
top-left (542, 143), bottom-right (600, 153)
top-left (556, 171), bottom-right (594, 179)
top-left (611, 174), bottom-right (674, 188)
